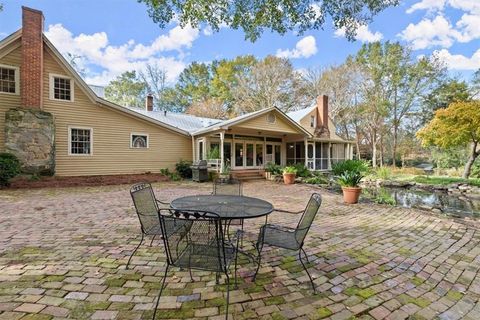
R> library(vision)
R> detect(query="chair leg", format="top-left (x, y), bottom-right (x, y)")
top-left (225, 272), bottom-right (230, 320)
top-left (252, 243), bottom-right (263, 281)
top-left (216, 272), bottom-right (220, 285)
top-left (149, 234), bottom-right (156, 247)
top-left (152, 265), bottom-right (169, 320)
top-left (299, 248), bottom-right (316, 294)
top-left (126, 233), bottom-right (144, 270)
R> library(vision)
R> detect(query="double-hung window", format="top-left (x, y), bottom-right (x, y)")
top-left (50, 74), bottom-right (74, 101)
top-left (69, 127), bottom-right (92, 155)
top-left (0, 64), bottom-right (19, 94)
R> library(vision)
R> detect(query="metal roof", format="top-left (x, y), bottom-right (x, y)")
top-left (286, 105), bottom-right (316, 122)
top-left (125, 107), bottom-right (222, 134)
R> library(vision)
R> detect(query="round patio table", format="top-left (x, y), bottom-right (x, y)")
top-left (170, 195), bottom-right (274, 220)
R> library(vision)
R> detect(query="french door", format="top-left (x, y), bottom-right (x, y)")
top-left (265, 143), bottom-right (281, 166)
top-left (234, 141), bottom-right (265, 169)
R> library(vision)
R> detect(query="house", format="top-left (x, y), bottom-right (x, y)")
top-left (0, 7), bottom-right (353, 178)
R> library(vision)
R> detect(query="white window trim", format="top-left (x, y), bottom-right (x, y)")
top-left (68, 126), bottom-right (93, 156)
top-left (49, 73), bottom-right (74, 102)
top-left (0, 64), bottom-right (20, 95)
top-left (130, 132), bottom-right (149, 149)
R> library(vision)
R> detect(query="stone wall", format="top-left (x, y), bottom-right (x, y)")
top-left (5, 108), bottom-right (55, 175)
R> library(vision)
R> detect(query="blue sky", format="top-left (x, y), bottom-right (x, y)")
top-left (1, 0), bottom-right (479, 86)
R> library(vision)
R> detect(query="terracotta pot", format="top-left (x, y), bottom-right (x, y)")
top-left (283, 173), bottom-right (296, 184)
top-left (342, 187), bottom-right (362, 204)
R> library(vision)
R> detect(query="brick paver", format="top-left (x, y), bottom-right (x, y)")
top-left (1, 180), bottom-right (480, 319)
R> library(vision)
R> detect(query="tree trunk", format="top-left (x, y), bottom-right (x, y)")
top-left (392, 125), bottom-right (397, 168)
top-left (372, 139), bottom-right (377, 168)
top-left (463, 142), bottom-right (479, 179)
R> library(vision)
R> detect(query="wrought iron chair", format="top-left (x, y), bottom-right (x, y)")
top-left (213, 178), bottom-right (242, 196)
top-left (253, 193), bottom-right (322, 293)
top-left (153, 209), bottom-right (238, 320)
top-left (213, 178), bottom-right (244, 242)
top-left (127, 182), bottom-right (180, 269)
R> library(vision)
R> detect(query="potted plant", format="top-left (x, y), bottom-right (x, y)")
top-left (219, 163), bottom-right (231, 179)
top-left (283, 166), bottom-right (297, 185)
top-left (337, 171), bottom-right (365, 204)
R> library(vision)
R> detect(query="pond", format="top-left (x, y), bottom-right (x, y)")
top-left (361, 187), bottom-right (480, 218)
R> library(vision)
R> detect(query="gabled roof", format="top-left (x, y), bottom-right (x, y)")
top-left (192, 107), bottom-right (312, 137)
top-left (0, 29), bottom-right (192, 137)
top-left (125, 107), bottom-right (222, 133)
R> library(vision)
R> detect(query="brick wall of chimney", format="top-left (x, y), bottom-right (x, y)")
top-left (146, 94), bottom-right (154, 111)
top-left (21, 7), bottom-right (44, 109)
top-left (317, 95), bottom-right (329, 131)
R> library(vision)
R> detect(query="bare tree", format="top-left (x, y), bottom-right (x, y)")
top-left (186, 98), bottom-right (229, 119)
top-left (232, 56), bottom-right (309, 115)
top-left (139, 63), bottom-right (169, 111)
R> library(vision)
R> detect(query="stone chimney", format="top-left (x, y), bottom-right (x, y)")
top-left (5, 7), bottom-right (55, 176)
top-left (145, 94), bottom-right (154, 112)
top-left (21, 6), bottom-right (44, 109)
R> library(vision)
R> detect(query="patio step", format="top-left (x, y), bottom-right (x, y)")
top-left (231, 170), bottom-right (265, 181)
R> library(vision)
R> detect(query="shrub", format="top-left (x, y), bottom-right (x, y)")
top-left (175, 160), bottom-right (192, 179)
top-left (0, 153), bottom-right (21, 187)
top-left (265, 162), bottom-right (282, 175)
top-left (376, 166), bottom-right (392, 180)
top-left (283, 166), bottom-right (297, 174)
top-left (293, 163), bottom-right (311, 178)
top-left (374, 188), bottom-right (396, 205)
top-left (332, 160), bottom-right (369, 176)
top-left (337, 171), bottom-right (364, 187)
top-left (470, 160), bottom-right (480, 178)
top-left (305, 176), bottom-right (328, 185)
top-left (207, 146), bottom-right (220, 159)
top-left (160, 168), bottom-right (181, 181)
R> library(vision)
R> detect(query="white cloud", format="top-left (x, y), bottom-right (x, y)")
top-left (406, 0), bottom-right (446, 14)
top-left (399, 15), bottom-right (461, 49)
top-left (434, 48), bottom-right (480, 70)
top-left (44, 23), bottom-right (199, 86)
top-left (403, 0), bottom-right (480, 49)
top-left (276, 36), bottom-right (318, 59)
top-left (334, 25), bottom-right (383, 43)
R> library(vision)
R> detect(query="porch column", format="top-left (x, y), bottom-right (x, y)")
top-left (220, 131), bottom-right (225, 173)
top-left (192, 136), bottom-right (196, 161)
top-left (304, 138), bottom-right (308, 168)
top-left (328, 142), bottom-right (332, 170)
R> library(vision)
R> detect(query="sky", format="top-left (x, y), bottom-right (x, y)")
top-left (0, 0), bottom-right (479, 87)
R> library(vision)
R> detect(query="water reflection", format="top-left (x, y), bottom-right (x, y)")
top-left (363, 187), bottom-right (480, 218)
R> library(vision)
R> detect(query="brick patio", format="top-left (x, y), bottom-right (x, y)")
top-left (1, 180), bottom-right (480, 320)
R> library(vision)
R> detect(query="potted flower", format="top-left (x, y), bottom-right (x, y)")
top-left (337, 171), bottom-right (365, 204)
top-left (283, 166), bottom-right (297, 185)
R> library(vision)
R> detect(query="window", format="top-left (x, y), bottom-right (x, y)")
top-left (50, 74), bottom-right (74, 101)
top-left (310, 115), bottom-right (316, 128)
top-left (0, 64), bottom-right (19, 94)
top-left (69, 127), bottom-right (92, 155)
top-left (131, 133), bottom-right (149, 148)
top-left (266, 113), bottom-right (276, 124)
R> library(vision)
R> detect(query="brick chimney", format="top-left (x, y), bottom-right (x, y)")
top-left (317, 95), bottom-right (329, 131)
top-left (145, 94), bottom-right (154, 111)
top-left (21, 6), bottom-right (44, 109)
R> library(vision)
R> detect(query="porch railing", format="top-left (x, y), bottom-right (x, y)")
top-left (206, 159), bottom-right (221, 172)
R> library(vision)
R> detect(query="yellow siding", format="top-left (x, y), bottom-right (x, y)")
top-left (41, 47), bottom-right (192, 176)
top-left (235, 111), bottom-right (300, 134)
top-left (0, 45), bottom-right (22, 153)
top-left (299, 109), bottom-right (317, 135)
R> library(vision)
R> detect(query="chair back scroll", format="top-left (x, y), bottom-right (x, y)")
top-left (295, 193), bottom-right (322, 246)
top-left (130, 182), bottom-right (160, 235)
top-left (158, 209), bottom-right (229, 272)
top-left (213, 178), bottom-right (242, 196)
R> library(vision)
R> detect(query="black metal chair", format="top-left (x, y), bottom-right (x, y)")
top-left (213, 178), bottom-right (242, 196)
top-left (213, 178), bottom-right (244, 242)
top-left (153, 209), bottom-right (238, 320)
top-left (254, 193), bottom-right (322, 293)
top-left (127, 182), bottom-right (175, 269)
